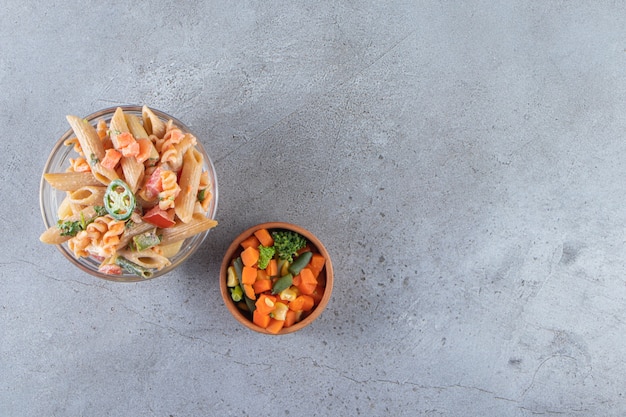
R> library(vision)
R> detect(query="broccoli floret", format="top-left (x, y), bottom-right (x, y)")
top-left (271, 231), bottom-right (306, 263)
top-left (257, 245), bottom-right (275, 269)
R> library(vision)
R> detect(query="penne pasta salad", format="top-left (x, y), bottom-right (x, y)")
top-left (40, 106), bottom-right (217, 278)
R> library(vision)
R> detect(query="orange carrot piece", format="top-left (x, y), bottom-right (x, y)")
top-left (240, 235), bottom-right (261, 250)
top-left (292, 274), bottom-right (302, 287)
top-left (241, 266), bottom-right (257, 285)
top-left (253, 309), bottom-right (271, 328)
top-left (297, 267), bottom-right (318, 293)
top-left (136, 138), bottom-right (153, 163)
top-left (253, 228), bottom-right (274, 247)
top-left (241, 246), bottom-right (260, 267)
top-left (116, 132), bottom-right (135, 147)
top-left (101, 148), bottom-right (122, 170)
top-left (255, 294), bottom-right (276, 316)
top-left (289, 295), bottom-right (305, 312)
top-left (308, 253), bottom-right (325, 277)
top-left (256, 269), bottom-right (268, 281)
top-left (300, 268), bottom-right (318, 285)
top-left (284, 310), bottom-right (297, 328)
top-left (121, 141), bottom-right (140, 157)
top-left (300, 295), bottom-right (315, 311)
top-left (253, 278), bottom-right (273, 294)
top-left (266, 318), bottom-right (285, 334)
top-left (265, 259), bottom-right (278, 277)
top-left (297, 281), bottom-right (317, 295)
top-left (243, 284), bottom-right (256, 300)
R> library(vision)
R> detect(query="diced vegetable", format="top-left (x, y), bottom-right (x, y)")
top-left (278, 287), bottom-right (297, 302)
top-left (243, 283), bottom-right (256, 300)
top-left (101, 148), bottom-right (122, 170)
top-left (284, 310), bottom-right (297, 328)
top-left (288, 251), bottom-right (313, 276)
top-left (241, 246), bottom-right (260, 267)
top-left (255, 294), bottom-right (276, 316)
top-left (252, 277), bottom-right (273, 294)
top-left (142, 206), bottom-right (176, 228)
top-left (230, 285), bottom-right (243, 302)
top-left (296, 267), bottom-right (318, 295)
top-left (272, 273), bottom-right (293, 295)
top-left (226, 266), bottom-right (238, 287)
top-left (309, 253), bottom-right (325, 277)
top-left (271, 302), bottom-right (289, 321)
top-left (265, 259), bottom-right (278, 277)
top-left (266, 318), bottom-right (285, 334)
top-left (253, 309), bottom-right (271, 328)
top-left (257, 245), bottom-right (275, 269)
top-left (132, 231), bottom-right (161, 251)
top-left (240, 235), bottom-right (261, 250)
top-left (253, 228), bottom-right (274, 247)
top-left (241, 266), bottom-right (257, 285)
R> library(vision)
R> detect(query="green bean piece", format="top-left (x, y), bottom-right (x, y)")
top-left (114, 256), bottom-right (153, 279)
top-left (288, 251), bottom-right (313, 276)
top-left (272, 273), bottom-right (293, 295)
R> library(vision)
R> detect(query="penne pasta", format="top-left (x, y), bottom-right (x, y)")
top-left (142, 105), bottom-right (166, 137)
top-left (68, 186), bottom-right (106, 206)
top-left (125, 113), bottom-right (149, 139)
top-left (117, 249), bottom-right (172, 271)
top-left (174, 147), bottom-right (203, 224)
top-left (160, 214), bottom-right (218, 245)
top-left (116, 221), bottom-right (155, 250)
top-left (65, 115), bottom-right (119, 185)
top-left (65, 115), bottom-right (105, 162)
top-left (44, 172), bottom-right (102, 191)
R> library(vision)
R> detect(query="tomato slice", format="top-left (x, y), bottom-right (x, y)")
top-left (142, 206), bottom-right (176, 228)
top-left (144, 167), bottom-right (163, 200)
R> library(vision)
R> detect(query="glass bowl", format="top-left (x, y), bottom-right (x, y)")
top-left (39, 105), bottom-right (218, 282)
top-left (220, 222), bottom-right (333, 335)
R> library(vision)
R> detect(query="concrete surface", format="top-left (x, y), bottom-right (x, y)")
top-left (2, 1), bottom-right (626, 416)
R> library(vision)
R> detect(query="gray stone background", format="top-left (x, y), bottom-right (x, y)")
top-left (2, 1), bottom-right (626, 416)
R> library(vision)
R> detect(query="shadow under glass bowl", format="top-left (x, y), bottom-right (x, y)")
top-left (39, 105), bottom-right (218, 282)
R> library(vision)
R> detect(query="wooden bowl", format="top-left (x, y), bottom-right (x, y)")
top-left (220, 222), bottom-right (333, 334)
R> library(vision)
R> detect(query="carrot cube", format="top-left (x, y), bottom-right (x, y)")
top-left (266, 318), bottom-right (285, 334)
top-left (253, 228), bottom-right (274, 247)
top-left (284, 310), bottom-right (297, 328)
top-left (240, 235), bottom-right (261, 250)
top-left (253, 278), bottom-right (273, 294)
top-left (253, 310), bottom-right (271, 328)
top-left (241, 246), bottom-right (260, 267)
top-left (265, 259), bottom-right (278, 277)
top-left (241, 266), bottom-right (257, 285)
